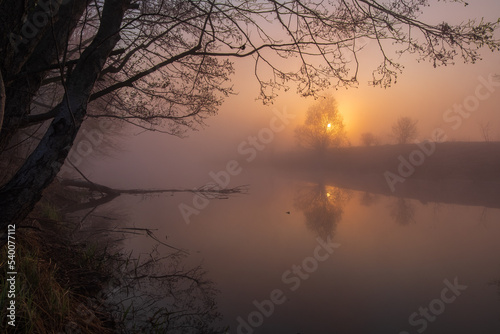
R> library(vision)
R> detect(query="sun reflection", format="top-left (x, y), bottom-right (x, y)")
top-left (293, 183), bottom-right (353, 237)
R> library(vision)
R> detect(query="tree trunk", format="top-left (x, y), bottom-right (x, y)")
top-left (0, 0), bottom-right (129, 233)
top-left (0, 0), bottom-right (92, 151)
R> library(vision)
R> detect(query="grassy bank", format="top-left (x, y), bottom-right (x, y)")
top-left (0, 228), bottom-right (116, 333)
top-left (1, 181), bottom-right (226, 334)
top-left (0, 185), bottom-right (117, 333)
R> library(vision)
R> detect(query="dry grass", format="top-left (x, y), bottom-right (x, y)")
top-left (0, 219), bottom-right (116, 333)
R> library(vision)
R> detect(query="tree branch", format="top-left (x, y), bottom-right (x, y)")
top-left (89, 45), bottom-right (201, 101)
top-left (60, 178), bottom-right (248, 198)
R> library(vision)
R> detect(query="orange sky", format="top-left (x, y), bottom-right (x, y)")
top-left (91, 0), bottom-right (500, 188)
top-left (186, 0), bottom-right (500, 146)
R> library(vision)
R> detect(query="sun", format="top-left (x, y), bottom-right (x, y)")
top-left (327, 123), bottom-right (332, 128)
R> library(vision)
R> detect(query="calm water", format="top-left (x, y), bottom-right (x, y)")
top-left (106, 166), bottom-right (500, 334)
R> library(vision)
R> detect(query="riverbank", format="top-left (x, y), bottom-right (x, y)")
top-left (1, 180), bottom-right (226, 333)
top-left (278, 141), bottom-right (500, 181)
top-left (0, 183), bottom-right (117, 333)
top-left (274, 141), bottom-right (500, 208)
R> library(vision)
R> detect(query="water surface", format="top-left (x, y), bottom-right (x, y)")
top-left (112, 168), bottom-right (500, 334)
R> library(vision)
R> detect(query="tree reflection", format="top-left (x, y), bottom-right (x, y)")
top-left (34, 181), bottom-right (226, 333)
top-left (294, 183), bottom-right (351, 237)
top-left (359, 191), bottom-right (379, 207)
top-left (390, 198), bottom-right (416, 225)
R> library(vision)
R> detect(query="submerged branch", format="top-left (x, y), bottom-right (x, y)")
top-left (60, 178), bottom-right (248, 198)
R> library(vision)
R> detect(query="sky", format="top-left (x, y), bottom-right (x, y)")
top-left (186, 0), bottom-right (500, 147)
top-left (86, 0), bottom-right (500, 190)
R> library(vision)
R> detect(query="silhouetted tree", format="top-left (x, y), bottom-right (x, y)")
top-left (295, 95), bottom-right (348, 152)
top-left (1, 0), bottom-right (500, 231)
top-left (392, 117), bottom-right (418, 144)
top-left (361, 132), bottom-right (379, 146)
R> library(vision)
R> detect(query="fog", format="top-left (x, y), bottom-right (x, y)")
top-left (89, 52), bottom-right (500, 191)
top-left (86, 0), bottom-right (500, 192)
top-left (21, 0), bottom-right (500, 333)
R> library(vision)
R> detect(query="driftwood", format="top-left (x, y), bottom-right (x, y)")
top-left (60, 178), bottom-right (248, 213)
top-left (60, 178), bottom-right (248, 196)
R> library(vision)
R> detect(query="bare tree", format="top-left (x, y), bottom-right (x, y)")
top-left (361, 132), bottom-right (379, 146)
top-left (392, 116), bottom-right (418, 144)
top-left (1, 0), bottom-right (500, 230)
top-left (295, 95), bottom-right (349, 152)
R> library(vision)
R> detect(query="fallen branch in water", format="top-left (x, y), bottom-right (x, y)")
top-left (60, 178), bottom-right (248, 198)
top-left (59, 178), bottom-right (248, 213)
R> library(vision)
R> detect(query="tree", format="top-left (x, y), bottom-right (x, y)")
top-left (392, 116), bottom-right (418, 144)
top-left (1, 0), bottom-right (500, 231)
top-left (390, 197), bottom-right (416, 225)
top-left (361, 132), bottom-right (379, 146)
top-left (295, 95), bottom-right (349, 152)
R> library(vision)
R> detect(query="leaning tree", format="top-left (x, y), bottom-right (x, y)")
top-left (0, 0), bottom-right (499, 231)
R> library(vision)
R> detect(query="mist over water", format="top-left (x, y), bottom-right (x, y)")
top-left (3, 0), bottom-right (500, 332)
top-left (69, 54), bottom-right (500, 332)
top-left (82, 133), bottom-right (500, 333)
top-left (66, 3), bottom-right (500, 330)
